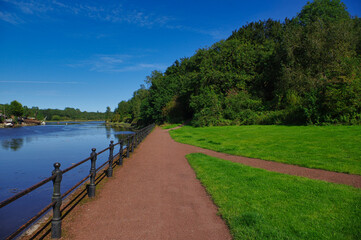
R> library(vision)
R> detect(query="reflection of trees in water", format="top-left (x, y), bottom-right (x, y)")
top-left (115, 133), bottom-right (128, 143)
top-left (26, 136), bottom-right (35, 143)
top-left (107, 125), bottom-right (133, 143)
top-left (1, 138), bottom-right (24, 151)
top-left (105, 125), bottom-right (112, 139)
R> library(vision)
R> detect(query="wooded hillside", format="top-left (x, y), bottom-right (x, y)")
top-left (113, 0), bottom-right (361, 127)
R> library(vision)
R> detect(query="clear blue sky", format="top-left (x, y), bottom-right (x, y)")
top-left (1, 0), bottom-right (360, 112)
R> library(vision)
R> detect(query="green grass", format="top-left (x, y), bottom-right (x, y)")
top-left (170, 125), bottom-right (361, 175)
top-left (187, 153), bottom-right (361, 240)
top-left (161, 123), bottom-right (181, 129)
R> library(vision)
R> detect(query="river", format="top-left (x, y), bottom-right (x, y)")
top-left (0, 121), bottom-right (133, 239)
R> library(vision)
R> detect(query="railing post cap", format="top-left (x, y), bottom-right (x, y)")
top-left (110, 140), bottom-right (114, 144)
top-left (54, 162), bottom-right (61, 169)
top-left (92, 148), bottom-right (96, 152)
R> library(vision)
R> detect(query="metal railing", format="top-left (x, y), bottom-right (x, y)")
top-left (0, 123), bottom-right (155, 239)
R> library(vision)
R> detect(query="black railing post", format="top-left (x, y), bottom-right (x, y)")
top-left (117, 140), bottom-right (123, 165)
top-left (88, 148), bottom-right (97, 198)
top-left (134, 132), bottom-right (138, 148)
top-left (126, 136), bottom-right (130, 158)
top-left (107, 141), bottom-right (114, 177)
top-left (131, 134), bottom-right (135, 152)
top-left (51, 163), bottom-right (62, 239)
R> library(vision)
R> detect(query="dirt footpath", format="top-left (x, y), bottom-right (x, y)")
top-left (62, 126), bottom-right (361, 239)
top-left (178, 138), bottom-right (361, 189)
top-left (62, 127), bottom-right (232, 240)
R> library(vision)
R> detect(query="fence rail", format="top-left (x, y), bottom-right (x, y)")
top-left (0, 123), bottom-right (155, 239)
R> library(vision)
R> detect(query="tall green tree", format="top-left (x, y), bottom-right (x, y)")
top-left (297, 0), bottom-right (350, 26)
top-left (105, 106), bottom-right (112, 121)
top-left (9, 100), bottom-right (24, 117)
top-left (277, 0), bottom-right (360, 123)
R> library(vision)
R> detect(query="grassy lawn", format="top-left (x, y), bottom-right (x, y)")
top-left (171, 125), bottom-right (361, 175)
top-left (161, 123), bottom-right (181, 129)
top-left (187, 153), bottom-right (361, 240)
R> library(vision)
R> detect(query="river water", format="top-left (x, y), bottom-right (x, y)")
top-left (0, 121), bottom-right (133, 239)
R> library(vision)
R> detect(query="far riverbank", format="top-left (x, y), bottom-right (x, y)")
top-left (0, 123), bottom-right (40, 128)
top-left (0, 120), bottom-right (106, 128)
top-left (105, 121), bottom-right (132, 128)
top-left (46, 119), bottom-right (105, 122)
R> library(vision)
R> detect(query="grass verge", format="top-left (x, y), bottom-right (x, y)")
top-left (171, 125), bottom-right (361, 175)
top-left (161, 123), bottom-right (181, 129)
top-left (187, 153), bottom-right (361, 240)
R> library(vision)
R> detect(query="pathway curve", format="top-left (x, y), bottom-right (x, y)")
top-left (171, 130), bottom-right (361, 189)
top-left (62, 126), bottom-right (361, 239)
top-left (62, 127), bottom-right (232, 240)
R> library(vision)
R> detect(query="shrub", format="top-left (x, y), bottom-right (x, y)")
top-left (190, 88), bottom-right (223, 126)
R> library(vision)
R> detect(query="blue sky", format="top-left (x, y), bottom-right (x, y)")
top-left (1, 0), bottom-right (360, 112)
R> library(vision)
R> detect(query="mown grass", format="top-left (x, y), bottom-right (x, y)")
top-left (171, 125), bottom-right (361, 175)
top-left (187, 153), bottom-right (361, 240)
top-left (161, 123), bottom-right (181, 129)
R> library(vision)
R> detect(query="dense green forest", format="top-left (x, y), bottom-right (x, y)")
top-left (112, 0), bottom-right (361, 127)
top-left (0, 101), bottom-right (107, 121)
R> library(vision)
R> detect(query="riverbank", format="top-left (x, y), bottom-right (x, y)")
top-left (0, 123), bottom-right (39, 128)
top-left (105, 122), bottom-right (132, 128)
top-left (0, 120), bottom-right (107, 128)
top-left (60, 127), bottom-right (232, 240)
top-left (60, 127), bottom-right (361, 240)
top-left (46, 119), bottom-right (105, 123)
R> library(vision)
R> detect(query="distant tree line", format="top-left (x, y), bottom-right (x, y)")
top-left (0, 100), bottom-right (107, 122)
top-left (112, 0), bottom-right (361, 127)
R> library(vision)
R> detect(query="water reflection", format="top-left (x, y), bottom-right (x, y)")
top-left (1, 138), bottom-right (24, 151)
top-left (0, 122), bottom-right (133, 152)
top-left (0, 121), bottom-right (135, 239)
top-left (105, 125), bottom-right (112, 139)
top-left (102, 124), bottom-right (134, 142)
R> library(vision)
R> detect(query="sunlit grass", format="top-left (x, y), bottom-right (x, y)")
top-left (161, 123), bottom-right (181, 129)
top-left (187, 153), bottom-right (361, 240)
top-left (171, 125), bottom-right (361, 175)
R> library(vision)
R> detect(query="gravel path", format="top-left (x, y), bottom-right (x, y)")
top-left (177, 139), bottom-right (361, 189)
top-left (62, 126), bottom-right (361, 239)
top-left (62, 127), bottom-right (232, 240)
